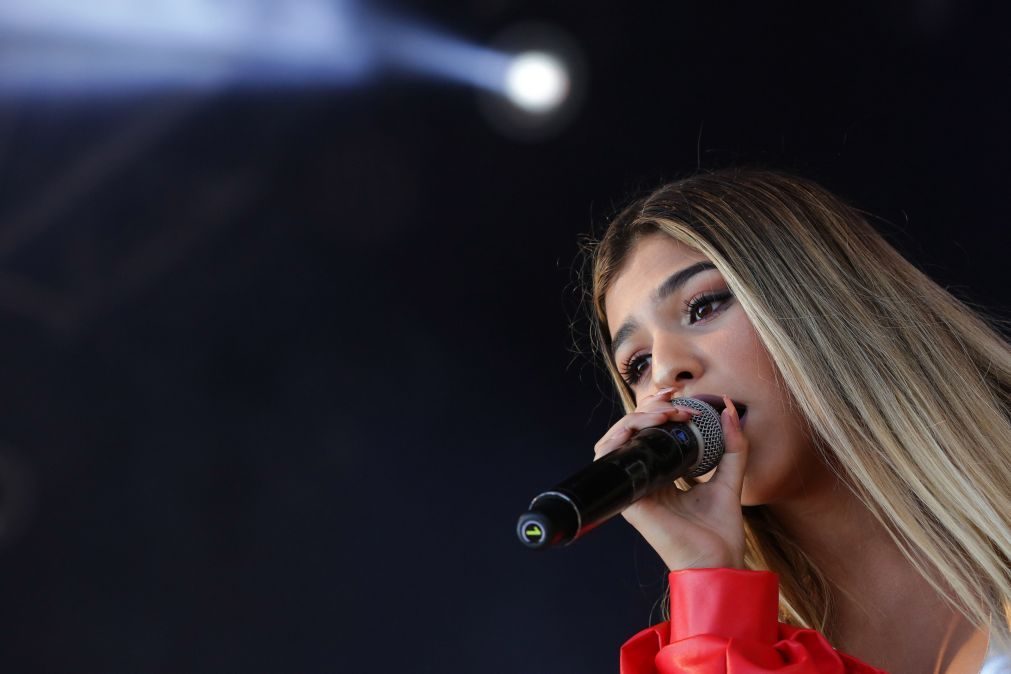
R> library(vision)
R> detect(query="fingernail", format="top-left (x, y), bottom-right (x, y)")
top-left (653, 386), bottom-right (676, 397)
top-left (672, 405), bottom-right (701, 416)
top-left (722, 394), bottom-right (741, 431)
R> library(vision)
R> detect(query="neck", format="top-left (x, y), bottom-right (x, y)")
top-left (767, 478), bottom-right (898, 594)
top-left (765, 477), bottom-right (988, 674)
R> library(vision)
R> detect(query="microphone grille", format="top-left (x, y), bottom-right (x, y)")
top-left (669, 397), bottom-right (725, 477)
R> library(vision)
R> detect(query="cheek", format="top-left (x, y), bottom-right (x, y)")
top-left (727, 325), bottom-right (826, 504)
top-left (705, 307), bottom-right (831, 504)
top-left (711, 311), bottom-right (774, 379)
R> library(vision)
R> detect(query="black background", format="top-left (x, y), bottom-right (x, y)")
top-left (0, 1), bottom-right (1008, 672)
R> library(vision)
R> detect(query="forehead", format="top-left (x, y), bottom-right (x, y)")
top-left (604, 234), bottom-right (710, 334)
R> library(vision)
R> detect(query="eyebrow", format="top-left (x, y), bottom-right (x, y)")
top-left (609, 261), bottom-right (717, 359)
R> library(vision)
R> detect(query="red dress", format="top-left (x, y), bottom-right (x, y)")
top-left (620, 569), bottom-right (888, 674)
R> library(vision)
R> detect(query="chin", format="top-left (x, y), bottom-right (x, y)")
top-left (738, 474), bottom-right (779, 507)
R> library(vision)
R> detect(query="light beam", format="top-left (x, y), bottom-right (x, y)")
top-left (0, 2), bottom-right (585, 137)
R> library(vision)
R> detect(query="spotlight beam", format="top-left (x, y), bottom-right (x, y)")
top-left (0, 0), bottom-right (372, 92)
top-left (0, 2), bottom-right (583, 138)
top-left (368, 15), bottom-right (513, 93)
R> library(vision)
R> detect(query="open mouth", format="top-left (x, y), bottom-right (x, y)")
top-left (682, 394), bottom-right (748, 422)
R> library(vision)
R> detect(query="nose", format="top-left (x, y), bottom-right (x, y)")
top-left (650, 332), bottom-right (702, 393)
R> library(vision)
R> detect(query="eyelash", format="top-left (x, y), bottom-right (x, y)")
top-left (617, 290), bottom-right (734, 387)
top-left (684, 290), bottom-right (733, 324)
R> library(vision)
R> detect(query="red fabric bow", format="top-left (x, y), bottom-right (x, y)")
top-left (619, 569), bottom-right (888, 674)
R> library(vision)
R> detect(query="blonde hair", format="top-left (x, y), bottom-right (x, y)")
top-left (584, 168), bottom-right (1011, 643)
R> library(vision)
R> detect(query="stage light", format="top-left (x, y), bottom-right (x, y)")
top-left (476, 24), bottom-right (586, 141)
top-left (504, 51), bottom-right (569, 114)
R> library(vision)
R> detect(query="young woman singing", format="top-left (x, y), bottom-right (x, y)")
top-left (584, 169), bottom-right (1010, 674)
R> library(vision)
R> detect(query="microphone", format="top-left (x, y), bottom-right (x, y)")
top-left (516, 397), bottom-right (725, 549)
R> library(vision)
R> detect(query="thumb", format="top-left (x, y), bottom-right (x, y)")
top-left (707, 395), bottom-right (748, 495)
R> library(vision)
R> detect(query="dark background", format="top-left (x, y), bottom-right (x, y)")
top-left (0, 1), bottom-right (1008, 672)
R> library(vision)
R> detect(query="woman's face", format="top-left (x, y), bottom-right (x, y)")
top-left (603, 233), bottom-right (833, 506)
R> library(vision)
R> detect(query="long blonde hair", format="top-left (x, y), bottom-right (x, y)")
top-left (584, 168), bottom-right (1011, 643)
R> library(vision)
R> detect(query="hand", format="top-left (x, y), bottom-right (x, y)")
top-left (593, 391), bottom-right (749, 571)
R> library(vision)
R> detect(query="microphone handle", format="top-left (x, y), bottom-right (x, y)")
top-left (517, 423), bottom-right (702, 549)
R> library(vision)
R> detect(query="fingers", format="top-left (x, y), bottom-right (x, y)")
top-left (593, 390), bottom-right (700, 460)
top-left (634, 386), bottom-right (679, 412)
top-left (593, 410), bottom-right (695, 459)
top-left (707, 394), bottom-right (749, 495)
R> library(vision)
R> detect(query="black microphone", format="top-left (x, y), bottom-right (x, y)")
top-left (516, 397), bottom-right (726, 549)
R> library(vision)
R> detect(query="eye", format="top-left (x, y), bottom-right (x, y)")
top-left (618, 353), bottom-right (651, 387)
top-left (684, 291), bottom-right (733, 324)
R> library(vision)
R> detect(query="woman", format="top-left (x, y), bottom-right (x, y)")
top-left (584, 169), bottom-right (1011, 673)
